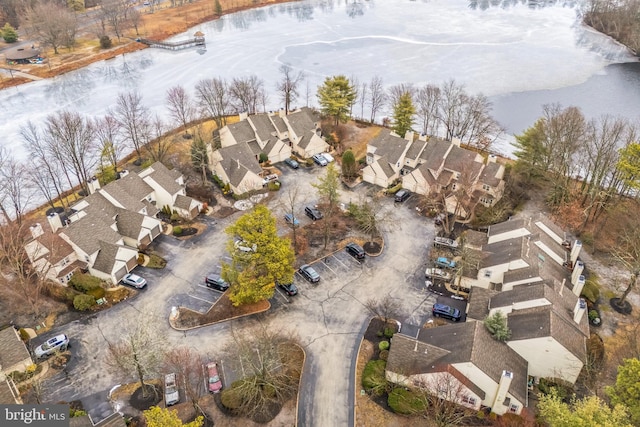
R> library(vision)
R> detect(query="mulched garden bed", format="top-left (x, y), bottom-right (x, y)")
top-left (130, 384), bottom-right (161, 411)
top-left (173, 292), bottom-right (270, 329)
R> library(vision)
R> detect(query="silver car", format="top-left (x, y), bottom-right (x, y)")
top-left (121, 273), bottom-right (147, 289)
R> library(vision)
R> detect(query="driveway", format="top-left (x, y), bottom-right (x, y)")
top-left (34, 165), bottom-right (440, 425)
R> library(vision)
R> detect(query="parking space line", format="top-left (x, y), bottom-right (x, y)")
top-left (186, 294), bottom-right (215, 304)
top-left (331, 254), bottom-right (350, 269)
top-left (322, 260), bottom-right (338, 275)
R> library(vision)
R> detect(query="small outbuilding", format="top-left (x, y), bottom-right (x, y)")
top-left (5, 45), bottom-right (42, 64)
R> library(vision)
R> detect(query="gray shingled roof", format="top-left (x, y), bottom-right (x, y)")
top-left (63, 215), bottom-right (122, 255)
top-left (174, 194), bottom-right (195, 211)
top-left (464, 229), bottom-right (488, 250)
top-left (419, 138), bottom-right (451, 170)
top-left (369, 129), bottom-right (411, 165)
top-left (405, 138), bottom-right (428, 160)
top-left (444, 145), bottom-right (482, 173)
top-left (101, 182), bottom-right (145, 213)
top-left (218, 142), bottom-right (262, 187)
top-left (29, 230), bottom-right (75, 265)
top-left (489, 282), bottom-right (549, 309)
top-left (479, 162), bottom-right (503, 187)
top-left (146, 162), bottom-right (182, 195)
top-left (227, 120), bottom-right (257, 144)
top-left (285, 109), bottom-right (317, 146)
top-left (466, 287), bottom-right (499, 320)
top-left (409, 321), bottom-right (528, 405)
top-left (0, 379), bottom-right (18, 404)
top-left (270, 115), bottom-right (288, 134)
top-left (80, 192), bottom-right (118, 219)
top-left (115, 209), bottom-right (144, 240)
top-left (508, 305), bottom-right (587, 364)
top-left (503, 267), bottom-right (541, 285)
top-left (249, 114), bottom-right (277, 144)
top-left (0, 327), bottom-right (31, 370)
top-left (487, 218), bottom-right (526, 239)
top-left (109, 173), bottom-right (154, 207)
top-left (480, 236), bottom-right (529, 268)
top-left (386, 334), bottom-right (451, 377)
top-left (92, 241), bottom-right (123, 274)
top-left (533, 215), bottom-right (567, 243)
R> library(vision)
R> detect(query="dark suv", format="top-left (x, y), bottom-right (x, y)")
top-left (205, 274), bottom-right (230, 291)
top-left (345, 242), bottom-right (365, 260)
top-left (298, 264), bottom-right (320, 283)
top-left (305, 206), bottom-right (323, 221)
top-left (277, 282), bottom-right (298, 296)
top-left (432, 303), bottom-right (461, 321)
top-left (394, 189), bottom-right (411, 202)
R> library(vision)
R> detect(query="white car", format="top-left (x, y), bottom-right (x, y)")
top-left (321, 153), bottom-right (334, 163)
top-left (35, 334), bottom-right (69, 359)
top-left (425, 268), bottom-right (451, 281)
top-left (121, 273), bottom-right (147, 289)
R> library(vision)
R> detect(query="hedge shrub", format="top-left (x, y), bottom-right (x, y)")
top-left (383, 327), bottom-right (395, 338)
top-left (362, 360), bottom-right (387, 396)
top-left (379, 340), bottom-right (390, 351)
top-left (581, 278), bottom-right (600, 303)
top-left (69, 273), bottom-right (102, 293)
top-left (173, 226), bottom-right (183, 236)
top-left (73, 294), bottom-right (96, 311)
top-left (86, 287), bottom-right (106, 300)
top-left (220, 384), bottom-right (243, 409)
top-left (388, 387), bottom-right (426, 415)
top-left (379, 350), bottom-right (389, 361)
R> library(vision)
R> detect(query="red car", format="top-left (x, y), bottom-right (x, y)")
top-left (206, 362), bottom-right (222, 393)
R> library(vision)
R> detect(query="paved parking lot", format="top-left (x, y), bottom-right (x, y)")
top-left (34, 164), bottom-right (467, 426)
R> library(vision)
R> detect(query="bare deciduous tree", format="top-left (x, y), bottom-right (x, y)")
top-left (105, 313), bottom-right (166, 397)
top-left (195, 77), bottom-right (230, 128)
top-left (0, 155), bottom-right (33, 224)
top-left (368, 75), bottom-right (386, 124)
top-left (163, 347), bottom-right (206, 415)
top-left (416, 83), bottom-right (441, 136)
top-left (98, 0), bottom-right (134, 41)
top-left (94, 115), bottom-right (124, 180)
top-left (114, 91), bottom-right (151, 163)
top-left (365, 295), bottom-right (401, 324)
top-left (230, 75), bottom-right (265, 114)
top-left (166, 85), bottom-right (196, 135)
top-left (276, 64), bottom-right (305, 115)
top-left (21, 1), bottom-right (78, 54)
top-left (283, 184), bottom-right (301, 254)
top-left (222, 326), bottom-right (302, 422)
top-left (610, 223), bottom-right (640, 311)
top-left (44, 111), bottom-right (97, 196)
top-left (145, 115), bottom-right (173, 163)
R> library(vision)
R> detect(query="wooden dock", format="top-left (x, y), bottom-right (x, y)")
top-left (138, 35), bottom-right (205, 51)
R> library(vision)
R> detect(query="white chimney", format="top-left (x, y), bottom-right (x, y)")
top-left (570, 240), bottom-right (582, 264)
top-left (47, 212), bottom-right (63, 232)
top-left (492, 370), bottom-right (513, 411)
top-left (30, 223), bottom-right (44, 240)
top-left (87, 176), bottom-right (101, 194)
top-left (574, 298), bottom-right (587, 324)
top-left (119, 169), bottom-right (129, 178)
top-left (239, 111), bottom-right (249, 121)
top-left (488, 154), bottom-right (497, 163)
top-left (404, 130), bottom-right (414, 142)
top-left (451, 137), bottom-right (461, 147)
top-left (573, 275), bottom-right (586, 297)
top-left (571, 261), bottom-right (585, 286)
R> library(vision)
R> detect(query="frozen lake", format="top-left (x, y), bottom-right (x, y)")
top-left (1, 0), bottom-right (638, 158)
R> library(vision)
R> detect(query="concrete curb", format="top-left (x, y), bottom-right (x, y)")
top-left (352, 316), bottom-right (375, 427)
top-left (168, 301), bottom-right (271, 331)
top-left (293, 343), bottom-right (306, 427)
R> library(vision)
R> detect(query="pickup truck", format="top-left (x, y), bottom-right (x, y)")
top-left (164, 373), bottom-right (180, 406)
top-left (434, 236), bottom-right (458, 249)
top-left (425, 268), bottom-right (452, 281)
top-left (435, 256), bottom-right (456, 269)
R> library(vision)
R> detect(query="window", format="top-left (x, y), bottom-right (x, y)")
top-left (366, 153), bottom-right (374, 164)
top-left (451, 183), bottom-right (457, 190)
top-left (462, 395), bottom-right (477, 406)
top-left (60, 257), bottom-right (69, 267)
top-left (509, 404), bottom-right (519, 413)
top-left (482, 184), bottom-right (491, 191)
top-left (484, 270), bottom-right (492, 278)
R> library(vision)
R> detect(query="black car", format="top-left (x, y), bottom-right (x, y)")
top-left (284, 158), bottom-right (299, 169)
top-left (394, 189), bottom-right (411, 203)
top-left (277, 282), bottom-right (298, 296)
top-left (298, 264), bottom-right (320, 283)
top-left (432, 303), bottom-right (461, 321)
top-left (205, 274), bottom-right (230, 291)
top-left (305, 206), bottom-right (323, 221)
top-left (345, 242), bottom-right (365, 260)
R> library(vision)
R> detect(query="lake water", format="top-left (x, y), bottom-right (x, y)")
top-left (0, 0), bottom-right (638, 158)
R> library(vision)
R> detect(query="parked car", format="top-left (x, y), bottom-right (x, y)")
top-left (284, 158), bottom-right (299, 169)
top-left (435, 257), bottom-right (457, 269)
top-left (305, 206), bottom-right (323, 220)
top-left (205, 274), bottom-right (229, 291)
top-left (312, 153), bottom-right (328, 166)
top-left (299, 264), bottom-right (320, 283)
top-left (425, 268), bottom-right (452, 281)
top-left (121, 273), bottom-right (147, 289)
top-left (277, 282), bottom-right (298, 296)
top-left (34, 334), bottom-right (69, 359)
top-left (284, 213), bottom-right (300, 226)
top-left (434, 236), bottom-right (459, 250)
top-left (164, 373), bottom-right (180, 406)
top-left (262, 173), bottom-right (279, 186)
top-left (206, 362), bottom-right (223, 393)
top-left (321, 153), bottom-right (335, 163)
top-left (432, 303), bottom-right (461, 321)
top-left (345, 242), bottom-right (365, 260)
top-left (394, 189), bottom-right (411, 202)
